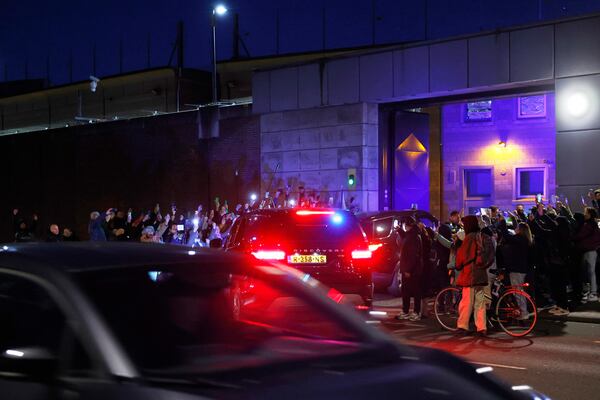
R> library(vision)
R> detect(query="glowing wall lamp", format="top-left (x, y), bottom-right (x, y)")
top-left (566, 92), bottom-right (590, 118)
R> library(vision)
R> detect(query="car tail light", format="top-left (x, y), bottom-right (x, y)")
top-left (327, 288), bottom-right (344, 303)
top-left (296, 210), bottom-right (335, 216)
top-left (351, 249), bottom-right (372, 259)
top-left (251, 250), bottom-right (286, 261)
top-left (368, 243), bottom-right (383, 252)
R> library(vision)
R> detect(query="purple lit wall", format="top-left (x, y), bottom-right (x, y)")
top-left (441, 93), bottom-right (556, 217)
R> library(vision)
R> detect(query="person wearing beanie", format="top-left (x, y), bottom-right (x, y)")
top-left (455, 215), bottom-right (495, 336)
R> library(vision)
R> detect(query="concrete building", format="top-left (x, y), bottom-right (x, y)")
top-left (251, 13), bottom-right (600, 218)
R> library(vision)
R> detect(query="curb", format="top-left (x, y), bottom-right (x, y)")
top-left (538, 312), bottom-right (600, 324)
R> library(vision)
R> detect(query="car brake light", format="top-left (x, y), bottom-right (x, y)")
top-left (351, 250), bottom-right (372, 259)
top-left (296, 210), bottom-right (335, 216)
top-left (368, 243), bottom-right (383, 252)
top-left (252, 250), bottom-right (286, 260)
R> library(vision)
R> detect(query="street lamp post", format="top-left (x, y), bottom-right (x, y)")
top-left (212, 4), bottom-right (228, 103)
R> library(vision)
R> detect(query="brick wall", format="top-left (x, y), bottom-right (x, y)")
top-left (260, 103), bottom-right (379, 211)
top-left (442, 93), bottom-right (556, 216)
top-left (209, 113), bottom-right (261, 206)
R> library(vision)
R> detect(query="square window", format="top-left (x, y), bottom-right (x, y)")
top-left (517, 168), bottom-right (545, 198)
top-left (518, 95), bottom-right (546, 119)
top-left (465, 100), bottom-right (492, 122)
top-left (465, 169), bottom-right (492, 198)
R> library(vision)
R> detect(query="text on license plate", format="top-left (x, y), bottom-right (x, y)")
top-left (288, 255), bottom-right (327, 264)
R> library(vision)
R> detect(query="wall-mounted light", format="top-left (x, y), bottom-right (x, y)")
top-left (566, 92), bottom-right (589, 117)
top-left (498, 140), bottom-right (506, 148)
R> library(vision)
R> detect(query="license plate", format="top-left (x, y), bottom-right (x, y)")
top-left (288, 254), bottom-right (327, 264)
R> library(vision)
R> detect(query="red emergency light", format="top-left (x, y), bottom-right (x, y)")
top-left (296, 210), bottom-right (335, 216)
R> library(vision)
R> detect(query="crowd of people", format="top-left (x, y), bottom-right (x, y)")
top-left (394, 191), bottom-right (600, 330)
top-left (12, 198), bottom-right (253, 248)
top-left (12, 189), bottom-right (600, 328)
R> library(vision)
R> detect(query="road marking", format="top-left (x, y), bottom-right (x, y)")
top-left (470, 361), bottom-right (527, 370)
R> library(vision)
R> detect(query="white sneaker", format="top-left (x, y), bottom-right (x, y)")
top-left (395, 312), bottom-right (410, 320)
top-left (409, 313), bottom-right (422, 321)
top-left (581, 293), bottom-right (589, 304)
top-left (589, 293), bottom-right (598, 302)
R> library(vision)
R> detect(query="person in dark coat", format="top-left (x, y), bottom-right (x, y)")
top-left (46, 224), bottom-right (62, 242)
top-left (395, 217), bottom-right (424, 321)
top-left (62, 228), bottom-right (80, 242)
top-left (13, 209), bottom-right (38, 242)
top-left (575, 207), bottom-right (600, 302)
top-left (455, 215), bottom-right (494, 335)
top-left (88, 211), bottom-right (107, 241)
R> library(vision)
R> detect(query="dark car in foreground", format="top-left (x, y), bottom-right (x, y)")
top-left (224, 208), bottom-right (374, 307)
top-left (0, 242), bottom-right (546, 400)
top-left (358, 210), bottom-right (439, 295)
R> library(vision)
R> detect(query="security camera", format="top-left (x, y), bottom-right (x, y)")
top-left (89, 75), bottom-right (100, 92)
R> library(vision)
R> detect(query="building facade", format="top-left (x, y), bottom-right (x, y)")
top-left (251, 14), bottom-right (600, 217)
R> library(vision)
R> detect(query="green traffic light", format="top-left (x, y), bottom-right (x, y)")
top-left (348, 174), bottom-right (355, 186)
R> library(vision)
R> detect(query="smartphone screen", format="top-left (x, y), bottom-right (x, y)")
top-left (536, 194), bottom-right (542, 203)
top-left (177, 224), bottom-right (184, 231)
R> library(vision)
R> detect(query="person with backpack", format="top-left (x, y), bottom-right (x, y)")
top-left (455, 215), bottom-right (495, 336)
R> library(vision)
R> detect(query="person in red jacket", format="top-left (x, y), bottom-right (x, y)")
top-left (455, 215), bottom-right (494, 336)
top-left (575, 207), bottom-right (600, 302)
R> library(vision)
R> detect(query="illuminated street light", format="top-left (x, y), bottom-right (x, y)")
top-left (211, 4), bottom-right (228, 103)
top-left (214, 4), bottom-right (228, 15)
top-left (566, 92), bottom-right (589, 117)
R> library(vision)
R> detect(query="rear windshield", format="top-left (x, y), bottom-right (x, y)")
top-left (245, 212), bottom-right (365, 245)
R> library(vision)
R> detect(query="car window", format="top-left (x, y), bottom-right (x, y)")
top-left (75, 265), bottom-right (364, 375)
top-left (372, 217), bottom-right (394, 239)
top-left (0, 273), bottom-right (93, 376)
top-left (244, 213), bottom-right (365, 245)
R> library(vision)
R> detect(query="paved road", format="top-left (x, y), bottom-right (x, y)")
top-left (372, 299), bottom-right (600, 400)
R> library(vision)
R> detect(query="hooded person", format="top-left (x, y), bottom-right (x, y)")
top-left (455, 215), bottom-right (495, 335)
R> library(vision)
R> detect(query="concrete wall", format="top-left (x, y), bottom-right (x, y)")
top-left (442, 94), bottom-right (556, 215)
top-left (260, 103), bottom-right (379, 212)
top-left (252, 15), bottom-right (600, 212)
top-left (251, 16), bottom-right (570, 114)
top-left (0, 108), bottom-right (259, 242)
top-left (0, 68), bottom-right (211, 134)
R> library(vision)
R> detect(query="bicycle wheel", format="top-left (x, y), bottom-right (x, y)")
top-left (495, 289), bottom-right (537, 337)
top-left (434, 287), bottom-right (461, 332)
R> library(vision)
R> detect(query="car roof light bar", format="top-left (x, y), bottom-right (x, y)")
top-left (296, 210), bottom-right (335, 216)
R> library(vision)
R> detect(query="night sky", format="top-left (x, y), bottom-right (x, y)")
top-left (2, 0), bottom-right (600, 86)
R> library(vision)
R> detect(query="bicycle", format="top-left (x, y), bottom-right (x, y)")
top-left (434, 269), bottom-right (537, 337)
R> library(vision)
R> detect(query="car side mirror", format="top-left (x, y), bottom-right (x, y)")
top-left (0, 347), bottom-right (58, 380)
top-left (209, 238), bottom-right (223, 248)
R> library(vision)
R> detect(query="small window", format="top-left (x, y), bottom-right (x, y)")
top-left (518, 95), bottom-right (546, 119)
top-left (516, 168), bottom-right (545, 198)
top-left (465, 169), bottom-right (492, 198)
top-left (465, 100), bottom-right (492, 122)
